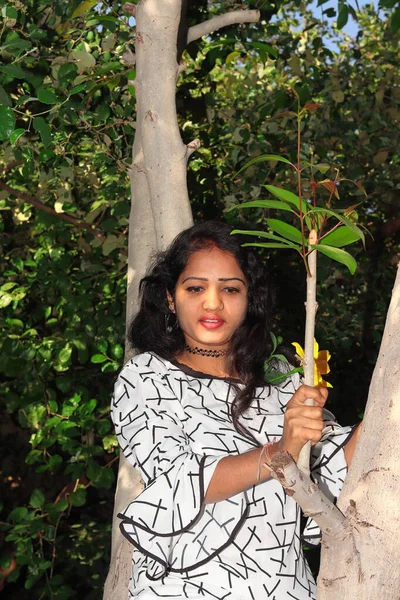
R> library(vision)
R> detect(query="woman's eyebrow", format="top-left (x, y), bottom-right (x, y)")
top-left (181, 276), bottom-right (208, 283)
top-left (219, 277), bottom-right (246, 284)
top-left (181, 276), bottom-right (246, 284)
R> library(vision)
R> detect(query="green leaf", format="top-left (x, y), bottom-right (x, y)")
top-left (55, 498), bottom-right (69, 512)
top-left (337, 3), bottom-right (349, 29)
top-left (68, 487), bottom-right (87, 507)
top-left (70, 50), bottom-right (96, 73)
top-left (270, 331), bottom-right (278, 351)
top-left (391, 7), bottom-right (400, 32)
top-left (110, 343), bottom-right (124, 361)
top-left (38, 89), bottom-right (59, 104)
top-left (231, 229), bottom-right (302, 249)
top-left (33, 117), bottom-right (52, 147)
top-left (264, 366), bottom-right (303, 384)
top-left (58, 345), bottom-right (72, 364)
top-left (91, 354), bottom-right (107, 363)
top-left (101, 361), bottom-right (119, 373)
top-left (72, 0), bottom-right (98, 18)
top-left (0, 105), bottom-right (16, 140)
top-left (0, 64), bottom-right (42, 88)
top-left (235, 154), bottom-right (293, 176)
top-left (314, 163), bottom-right (330, 174)
top-left (10, 128), bottom-right (25, 145)
top-left (92, 467), bottom-right (114, 488)
top-left (264, 185), bottom-right (309, 215)
top-left (266, 219), bottom-right (303, 244)
top-left (4, 5), bottom-right (18, 18)
top-left (30, 489), bottom-right (45, 509)
top-left (310, 207), bottom-right (365, 247)
top-left (2, 37), bottom-right (31, 54)
top-left (1, 281), bottom-right (18, 291)
top-left (248, 41), bottom-right (278, 60)
top-left (242, 242), bottom-right (297, 249)
top-left (226, 199), bottom-right (295, 213)
top-left (8, 506), bottom-right (28, 522)
top-left (72, 338), bottom-right (86, 351)
top-left (0, 292), bottom-right (14, 308)
top-left (103, 434), bottom-right (118, 452)
top-left (69, 83), bottom-right (87, 96)
top-left (6, 318), bottom-right (24, 328)
top-left (0, 84), bottom-right (11, 107)
top-left (312, 244), bottom-right (357, 274)
top-left (320, 227), bottom-right (361, 248)
top-left (96, 339), bottom-right (108, 353)
top-left (226, 51), bottom-right (240, 64)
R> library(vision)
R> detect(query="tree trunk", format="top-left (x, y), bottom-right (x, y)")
top-left (317, 262), bottom-right (400, 599)
top-left (103, 3), bottom-right (260, 597)
top-left (103, 2), bottom-right (193, 598)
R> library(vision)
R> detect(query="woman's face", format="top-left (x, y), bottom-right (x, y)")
top-left (169, 247), bottom-right (248, 350)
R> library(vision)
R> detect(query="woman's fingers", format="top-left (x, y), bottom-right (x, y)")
top-left (280, 386), bottom-right (330, 460)
top-left (288, 385), bottom-right (328, 407)
top-left (281, 401), bottom-right (326, 459)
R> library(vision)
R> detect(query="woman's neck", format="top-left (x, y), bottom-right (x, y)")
top-left (175, 348), bottom-right (234, 379)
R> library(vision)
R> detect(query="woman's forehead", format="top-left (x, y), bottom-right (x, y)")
top-left (180, 248), bottom-right (247, 281)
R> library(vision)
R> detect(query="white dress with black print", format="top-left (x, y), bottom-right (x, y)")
top-left (111, 352), bottom-right (353, 600)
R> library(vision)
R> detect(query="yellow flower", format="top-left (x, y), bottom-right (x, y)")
top-left (291, 339), bottom-right (332, 388)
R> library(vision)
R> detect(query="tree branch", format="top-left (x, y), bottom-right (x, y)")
top-left (0, 181), bottom-right (105, 241)
top-left (186, 138), bottom-right (201, 159)
top-left (297, 229), bottom-right (318, 474)
top-left (270, 451), bottom-right (349, 540)
top-left (187, 10), bottom-right (260, 44)
top-left (122, 3), bottom-right (136, 17)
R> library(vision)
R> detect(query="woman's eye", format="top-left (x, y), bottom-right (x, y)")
top-left (223, 287), bottom-right (240, 294)
top-left (186, 286), bottom-right (204, 293)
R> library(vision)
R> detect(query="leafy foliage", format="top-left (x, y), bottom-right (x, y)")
top-left (0, 0), bottom-right (133, 595)
top-left (0, 0), bottom-right (399, 597)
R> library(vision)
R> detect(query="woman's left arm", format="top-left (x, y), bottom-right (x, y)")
top-left (343, 422), bottom-right (362, 467)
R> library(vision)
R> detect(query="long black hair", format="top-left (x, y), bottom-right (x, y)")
top-left (129, 221), bottom-right (275, 443)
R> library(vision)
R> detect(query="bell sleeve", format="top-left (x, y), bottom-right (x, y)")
top-left (111, 359), bottom-right (249, 578)
top-left (302, 408), bottom-right (356, 544)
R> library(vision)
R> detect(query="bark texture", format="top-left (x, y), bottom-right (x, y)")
top-left (103, 2), bottom-right (193, 598)
top-left (318, 262), bottom-right (400, 599)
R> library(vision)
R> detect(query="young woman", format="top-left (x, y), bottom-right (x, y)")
top-left (111, 221), bottom-right (358, 600)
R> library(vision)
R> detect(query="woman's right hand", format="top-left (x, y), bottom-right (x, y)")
top-left (275, 385), bottom-right (328, 461)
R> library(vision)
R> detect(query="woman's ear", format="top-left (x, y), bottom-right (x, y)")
top-left (166, 291), bottom-right (175, 313)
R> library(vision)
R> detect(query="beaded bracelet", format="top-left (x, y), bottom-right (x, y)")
top-left (256, 437), bottom-right (277, 482)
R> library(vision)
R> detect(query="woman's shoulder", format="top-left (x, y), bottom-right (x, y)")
top-left (120, 351), bottom-right (172, 378)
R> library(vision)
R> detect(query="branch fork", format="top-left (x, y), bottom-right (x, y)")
top-left (188, 10), bottom-right (260, 43)
top-left (186, 138), bottom-right (201, 158)
top-left (269, 451), bottom-right (350, 541)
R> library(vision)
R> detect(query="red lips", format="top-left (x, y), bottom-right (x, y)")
top-left (199, 315), bottom-right (225, 329)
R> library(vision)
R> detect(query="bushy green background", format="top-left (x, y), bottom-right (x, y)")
top-left (0, 0), bottom-right (399, 597)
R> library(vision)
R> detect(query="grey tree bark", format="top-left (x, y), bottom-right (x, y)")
top-left (103, 3), bottom-right (260, 598)
top-left (317, 262), bottom-right (400, 599)
top-left (267, 263), bottom-right (400, 599)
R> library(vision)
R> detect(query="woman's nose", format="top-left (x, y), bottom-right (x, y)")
top-left (203, 288), bottom-right (223, 311)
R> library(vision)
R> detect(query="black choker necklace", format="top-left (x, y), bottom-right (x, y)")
top-left (184, 344), bottom-right (228, 358)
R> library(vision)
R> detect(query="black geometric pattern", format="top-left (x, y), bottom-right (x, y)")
top-left (111, 352), bottom-right (353, 600)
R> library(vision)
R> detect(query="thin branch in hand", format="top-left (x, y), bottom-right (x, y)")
top-left (0, 181), bottom-right (105, 241)
top-left (188, 10), bottom-right (260, 44)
